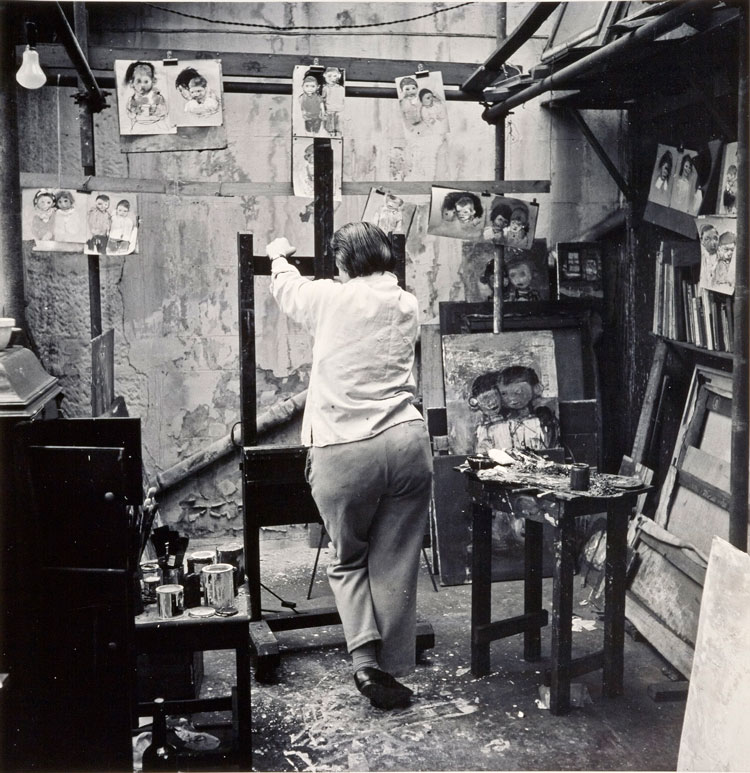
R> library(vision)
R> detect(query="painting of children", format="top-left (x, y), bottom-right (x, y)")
top-left (322, 66), bottom-right (345, 136)
top-left (171, 61), bottom-right (223, 127)
top-left (361, 188), bottom-right (416, 238)
top-left (479, 195), bottom-right (539, 250)
top-left (85, 192), bottom-right (113, 254)
top-left (115, 60), bottom-right (174, 135)
top-left (52, 189), bottom-right (87, 245)
top-left (717, 142), bottom-right (737, 216)
top-left (106, 198), bottom-right (138, 255)
top-left (442, 330), bottom-right (559, 456)
top-left (478, 242), bottom-right (550, 303)
top-left (394, 71), bottom-right (450, 139)
top-left (647, 145), bottom-right (675, 208)
top-left (427, 186), bottom-right (486, 241)
top-left (556, 242), bottom-right (604, 299)
top-left (697, 215), bottom-right (736, 295)
top-left (291, 136), bottom-right (343, 200)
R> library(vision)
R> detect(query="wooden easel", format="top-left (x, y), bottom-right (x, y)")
top-left (238, 139), bottom-right (433, 681)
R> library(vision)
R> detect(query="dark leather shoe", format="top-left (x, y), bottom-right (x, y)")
top-left (354, 667), bottom-right (412, 710)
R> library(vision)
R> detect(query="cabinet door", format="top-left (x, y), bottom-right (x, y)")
top-left (11, 432), bottom-right (138, 771)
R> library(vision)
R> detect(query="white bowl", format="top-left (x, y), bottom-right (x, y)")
top-left (0, 318), bottom-right (15, 351)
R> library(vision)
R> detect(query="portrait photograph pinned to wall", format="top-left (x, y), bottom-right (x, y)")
top-left (105, 196), bottom-right (139, 255)
top-left (717, 141), bottom-right (737, 215)
top-left (481, 195), bottom-right (539, 251)
top-left (114, 60), bottom-right (176, 136)
top-left (168, 60), bottom-right (223, 127)
top-left (696, 215), bottom-right (736, 295)
top-left (361, 188), bottom-right (416, 237)
top-left (442, 330), bottom-right (560, 458)
top-left (292, 64), bottom-right (346, 138)
top-left (22, 188), bottom-right (88, 252)
top-left (394, 70), bottom-right (450, 138)
top-left (427, 186), bottom-right (487, 241)
top-left (648, 144), bottom-right (676, 208)
top-left (556, 242), bottom-right (604, 300)
top-left (291, 137), bottom-right (343, 200)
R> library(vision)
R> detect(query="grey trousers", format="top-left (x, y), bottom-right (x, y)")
top-left (307, 419), bottom-right (433, 676)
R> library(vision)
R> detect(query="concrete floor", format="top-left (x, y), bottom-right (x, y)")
top-left (193, 532), bottom-right (687, 772)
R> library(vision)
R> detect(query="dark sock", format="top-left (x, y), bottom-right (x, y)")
top-left (351, 642), bottom-right (379, 673)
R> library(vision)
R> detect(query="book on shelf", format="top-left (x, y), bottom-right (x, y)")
top-left (652, 240), bottom-right (733, 352)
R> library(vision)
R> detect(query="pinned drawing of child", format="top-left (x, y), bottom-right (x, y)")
top-left (31, 189), bottom-right (56, 243)
top-left (52, 190), bottom-right (81, 242)
top-left (299, 73), bottom-right (325, 134)
top-left (124, 61), bottom-right (170, 131)
top-left (175, 67), bottom-right (220, 117)
top-left (106, 199), bottom-right (136, 254)
top-left (375, 194), bottom-right (405, 234)
top-left (87, 193), bottom-right (111, 253)
top-left (322, 67), bottom-right (345, 136)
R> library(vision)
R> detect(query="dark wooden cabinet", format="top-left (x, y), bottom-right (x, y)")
top-left (8, 418), bottom-right (142, 772)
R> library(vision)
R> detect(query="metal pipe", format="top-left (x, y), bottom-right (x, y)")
top-left (54, 1), bottom-right (108, 112)
top-left (729, 2), bottom-right (748, 552)
top-left (482, 0), bottom-right (714, 124)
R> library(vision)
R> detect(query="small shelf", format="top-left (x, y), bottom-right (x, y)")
top-left (655, 334), bottom-right (734, 366)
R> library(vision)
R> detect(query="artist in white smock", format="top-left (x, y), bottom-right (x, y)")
top-left (267, 222), bottom-right (433, 710)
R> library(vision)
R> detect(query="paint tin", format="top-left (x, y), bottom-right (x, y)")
top-left (202, 563), bottom-right (235, 610)
top-left (569, 463), bottom-right (590, 491)
top-left (143, 573), bottom-right (162, 603)
top-left (218, 542), bottom-right (245, 590)
top-left (156, 584), bottom-right (184, 618)
top-left (187, 549), bottom-right (216, 576)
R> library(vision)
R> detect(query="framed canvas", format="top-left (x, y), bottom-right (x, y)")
top-left (442, 330), bottom-right (560, 457)
top-left (361, 187), bottom-right (416, 237)
top-left (556, 242), bottom-right (604, 300)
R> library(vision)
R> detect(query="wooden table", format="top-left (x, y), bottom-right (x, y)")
top-left (134, 598), bottom-right (252, 768)
top-left (463, 467), bottom-right (648, 714)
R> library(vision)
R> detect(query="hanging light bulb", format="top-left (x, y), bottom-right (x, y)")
top-left (16, 46), bottom-right (47, 90)
top-left (16, 22), bottom-right (46, 90)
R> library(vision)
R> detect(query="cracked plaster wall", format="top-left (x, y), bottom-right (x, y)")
top-left (15, 3), bottom-right (624, 538)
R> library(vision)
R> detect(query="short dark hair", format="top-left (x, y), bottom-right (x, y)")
top-left (330, 222), bottom-right (394, 278)
top-left (471, 371), bottom-right (500, 398)
top-left (125, 60), bottom-right (155, 85)
top-left (497, 365), bottom-right (539, 386)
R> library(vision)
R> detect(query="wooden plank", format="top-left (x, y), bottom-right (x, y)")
top-left (91, 328), bottom-right (115, 417)
top-left (630, 338), bottom-right (668, 465)
top-left (678, 539), bottom-right (750, 771)
top-left (420, 323), bottom-right (445, 409)
top-left (20, 173), bottom-right (550, 198)
top-left (119, 125), bottom-right (228, 154)
top-left (647, 681), bottom-right (689, 702)
top-left (638, 532), bottom-right (707, 587)
top-left (625, 592), bottom-right (693, 678)
top-left (31, 45), bottom-right (481, 87)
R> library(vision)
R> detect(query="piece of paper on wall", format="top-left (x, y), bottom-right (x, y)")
top-left (166, 60), bottom-right (223, 128)
top-left (114, 59), bottom-right (177, 135)
top-left (361, 187), bottom-right (416, 238)
top-left (22, 188), bottom-right (88, 252)
top-left (292, 137), bottom-right (343, 200)
top-left (668, 148), bottom-right (702, 215)
top-left (648, 144), bottom-right (677, 208)
top-left (394, 71), bottom-right (450, 138)
top-left (427, 186), bottom-right (488, 242)
top-left (717, 141), bottom-right (737, 216)
top-left (442, 330), bottom-right (560, 456)
top-left (696, 214), bottom-right (736, 295)
top-left (481, 194), bottom-right (540, 250)
top-left (105, 195), bottom-right (139, 256)
top-left (292, 64), bottom-right (346, 139)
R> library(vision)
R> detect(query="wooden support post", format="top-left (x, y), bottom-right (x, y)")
top-left (493, 245), bottom-right (504, 334)
top-left (391, 232), bottom-right (406, 290)
top-left (730, 3), bottom-right (748, 552)
top-left (313, 138), bottom-right (334, 279)
top-left (72, 2), bottom-right (96, 176)
top-left (238, 232), bottom-right (256, 447)
top-left (88, 253), bottom-right (102, 339)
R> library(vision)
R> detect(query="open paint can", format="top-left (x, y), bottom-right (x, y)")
top-left (156, 584), bottom-right (184, 618)
top-left (218, 542), bottom-right (245, 589)
top-left (187, 549), bottom-right (216, 575)
top-left (202, 563), bottom-right (235, 609)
